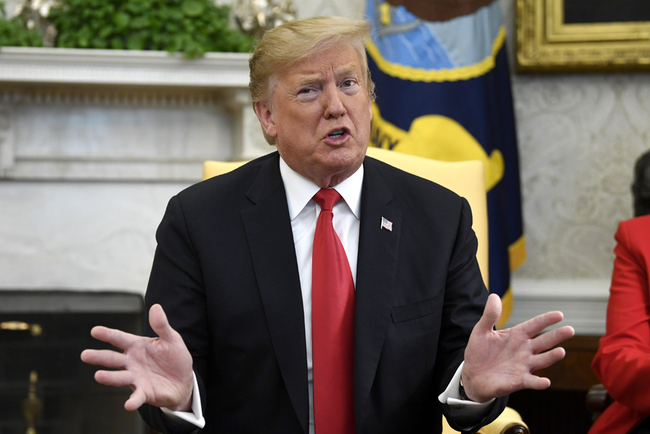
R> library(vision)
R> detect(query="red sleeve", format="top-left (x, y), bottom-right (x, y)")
top-left (592, 217), bottom-right (650, 413)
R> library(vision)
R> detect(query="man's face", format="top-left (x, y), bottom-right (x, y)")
top-left (254, 44), bottom-right (373, 188)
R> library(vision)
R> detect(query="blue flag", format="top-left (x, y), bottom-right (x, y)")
top-left (365, 0), bottom-right (525, 327)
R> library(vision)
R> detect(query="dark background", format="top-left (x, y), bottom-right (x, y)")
top-left (564, 0), bottom-right (650, 24)
top-left (0, 291), bottom-right (147, 434)
top-left (507, 336), bottom-right (601, 434)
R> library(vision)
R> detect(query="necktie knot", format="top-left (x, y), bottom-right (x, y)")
top-left (313, 188), bottom-right (341, 212)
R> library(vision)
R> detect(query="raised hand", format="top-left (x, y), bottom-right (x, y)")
top-left (461, 293), bottom-right (575, 403)
top-left (81, 304), bottom-right (194, 412)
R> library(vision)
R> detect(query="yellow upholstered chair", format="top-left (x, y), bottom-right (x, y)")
top-left (203, 147), bottom-right (528, 434)
top-left (202, 160), bottom-right (247, 180)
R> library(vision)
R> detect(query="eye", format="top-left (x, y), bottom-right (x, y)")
top-left (295, 85), bottom-right (320, 101)
top-left (341, 80), bottom-right (355, 88)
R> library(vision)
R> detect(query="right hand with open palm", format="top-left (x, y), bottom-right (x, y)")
top-left (81, 304), bottom-right (194, 412)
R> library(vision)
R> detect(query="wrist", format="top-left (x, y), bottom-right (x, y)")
top-left (175, 392), bottom-right (193, 412)
top-left (169, 375), bottom-right (194, 412)
top-left (459, 375), bottom-right (471, 401)
top-left (459, 371), bottom-right (488, 403)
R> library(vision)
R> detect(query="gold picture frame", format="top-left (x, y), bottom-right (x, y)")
top-left (516, 0), bottom-right (650, 73)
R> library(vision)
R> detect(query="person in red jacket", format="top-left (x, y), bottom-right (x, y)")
top-left (590, 151), bottom-right (650, 434)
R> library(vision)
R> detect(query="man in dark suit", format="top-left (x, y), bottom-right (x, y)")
top-left (81, 16), bottom-right (574, 434)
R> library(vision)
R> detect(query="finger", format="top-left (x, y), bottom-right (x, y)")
top-left (90, 325), bottom-right (138, 351)
top-left (522, 374), bottom-right (552, 391)
top-left (81, 349), bottom-right (126, 368)
top-left (530, 325), bottom-right (575, 353)
top-left (474, 293), bottom-right (502, 334)
top-left (529, 346), bottom-right (567, 372)
top-left (516, 311), bottom-right (566, 338)
top-left (148, 304), bottom-right (176, 343)
top-left (94, 369), bottom-right (133, 388)
top-left (125, 389), bottom-right (146, 411)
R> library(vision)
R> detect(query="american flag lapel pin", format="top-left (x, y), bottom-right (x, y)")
top-left (380, 217), bottom-right (393, 232)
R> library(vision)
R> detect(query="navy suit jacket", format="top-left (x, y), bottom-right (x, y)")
top-left (139, 151), bottom-right (507, 433)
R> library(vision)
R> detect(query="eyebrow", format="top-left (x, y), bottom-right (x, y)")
top-left (296, 64), bottom-right (361, 87)
top-left (296, 75), bottom-right (321, 87)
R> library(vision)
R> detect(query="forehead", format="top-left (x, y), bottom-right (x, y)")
top-left (279, 44), bottom-right (363, 83)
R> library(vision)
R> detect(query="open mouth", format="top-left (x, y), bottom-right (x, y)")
top-left (328, 129), bottom-right (346, 139)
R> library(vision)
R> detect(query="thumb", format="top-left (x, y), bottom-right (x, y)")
top-left (475, 293), bottom-right (502, 334)
top-left (148, 304), bottom-right (176, 342)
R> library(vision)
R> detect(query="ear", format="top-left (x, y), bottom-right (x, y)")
top-left (254, 101), bottom-right (277, 140)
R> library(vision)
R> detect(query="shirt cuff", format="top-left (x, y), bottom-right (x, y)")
top-left (160, 372), bottom-right (206, 428)
top-left (438, 361), bottom-right (495, 413)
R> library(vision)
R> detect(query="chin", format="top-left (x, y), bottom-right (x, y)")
top-left (326, 150), bottom-right (363, 171)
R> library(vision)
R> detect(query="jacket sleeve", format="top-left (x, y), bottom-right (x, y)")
top-left (592, 220), bottom-right (650, 413)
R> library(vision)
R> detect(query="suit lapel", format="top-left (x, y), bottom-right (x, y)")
top-left (354, 158), bottom-right (402, 421)
top-left (240, 153), bottom-right (309, 433)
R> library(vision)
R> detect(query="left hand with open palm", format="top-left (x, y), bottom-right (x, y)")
top-left (461, 293), bottom-right (575, 403)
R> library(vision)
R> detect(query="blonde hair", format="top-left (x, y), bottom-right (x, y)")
top-left (249, 16), bottom-right (376, 106)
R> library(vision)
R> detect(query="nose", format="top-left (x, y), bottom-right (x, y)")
top-left (322, 86), bottom-right (346, 119)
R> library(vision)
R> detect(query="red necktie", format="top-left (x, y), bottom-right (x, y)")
top-left (311, 188), bottom-right (355, 434)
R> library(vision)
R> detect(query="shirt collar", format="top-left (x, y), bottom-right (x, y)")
top-left (279, 156), bottom-right (363, 220)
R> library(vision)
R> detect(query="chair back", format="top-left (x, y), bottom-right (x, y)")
top-left (202, 160), bottom-right (247, 180)
top-left (203, 147), bottom-right (489, 287)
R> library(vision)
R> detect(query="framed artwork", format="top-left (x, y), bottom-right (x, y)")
top-left (516, 0), bottom-right (650, 73)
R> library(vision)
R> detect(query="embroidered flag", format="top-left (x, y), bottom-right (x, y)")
top-left (365, 0), bottom-right (525, 328)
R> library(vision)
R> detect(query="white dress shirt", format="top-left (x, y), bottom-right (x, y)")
top-left (280, 157), bottom-right (363, 434)
top-left (164, 156), bottom-right (491, 431)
